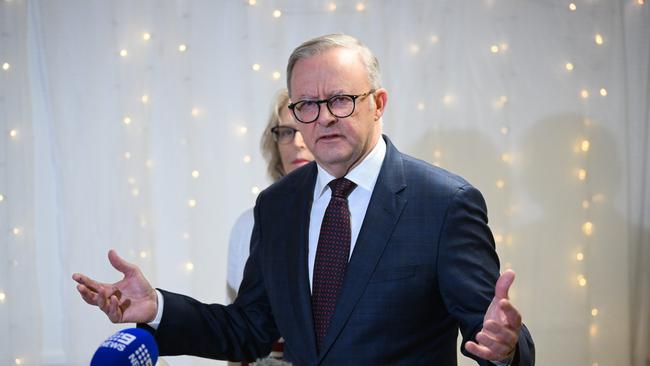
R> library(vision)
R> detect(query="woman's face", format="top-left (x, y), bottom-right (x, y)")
top-left (278, 105), bottom-right (315, 174)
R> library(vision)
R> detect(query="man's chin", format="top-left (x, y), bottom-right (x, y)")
top-left (314, 154), bottom-right (358, 175)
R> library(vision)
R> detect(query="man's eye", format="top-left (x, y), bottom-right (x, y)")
top-left (297, 101), bottom-right (317, 111)
top-left (330, 96), bottom-right (351, 106)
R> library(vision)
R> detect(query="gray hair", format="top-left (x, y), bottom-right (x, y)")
top-left (286, 34), bottom-right (381, 96)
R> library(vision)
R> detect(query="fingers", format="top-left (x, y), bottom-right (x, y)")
top-left (465, 330), bottom-right (515, 361)
top-left (76, 280), bottom-right (111, 314)
top-left (72, 273), bottom-right (101, 293)
top-left (72, 259), bottom-right (133, 324)
top-left (98, 288), bottom-right (126, 323)
top-left (483, 319), bottom-right (518, 347)
top-left (73, 253), bottom-right (152, 324)
top-left (108, 249), bottom-right (137, 277)
top-left (477, 330), bottom-right (513, 358)
top-left (96, 286), bottom-right (111, 313)
top-left (500, 299), bottom-right (522, 328)
top-left (107, 295), bottom-right (123, 323)
top-left (76, 284), bottom-right (99, 305)
top-left (73, 275), bottom-right (124, 322)
top-left (468, 308), bottom-right (521, 361)
top-left (494, 269), bottom-right (515, 300)
top-left (469, 270), bottom-right (521, 361)
top-left (465, 340), bottom-right (497, 360)
top-left (73, 273), bottom-right (109, 307)
top-left (483, 300), bottom-right (521, 347)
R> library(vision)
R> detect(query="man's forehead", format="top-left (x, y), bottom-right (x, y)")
top-left (289, 49), bottom-right (366, 99)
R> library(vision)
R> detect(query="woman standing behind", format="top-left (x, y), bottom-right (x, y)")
top-left (226, 90), bottom-right (314, 364)
top-left (227, 89), bottom-right (314, 301)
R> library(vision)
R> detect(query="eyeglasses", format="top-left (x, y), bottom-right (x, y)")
top-left (287, 90), bottom-right (375, 124)
top-left (271, 126), bottom-right (299, 145)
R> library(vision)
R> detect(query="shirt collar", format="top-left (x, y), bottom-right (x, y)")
top-left (314, 135), bottom-right (387, 199)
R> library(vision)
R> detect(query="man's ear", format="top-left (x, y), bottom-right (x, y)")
top-left (373, 88), bottom-right (388, 121)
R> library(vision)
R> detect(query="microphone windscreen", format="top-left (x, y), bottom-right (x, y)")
top-left (90, 328), bottom-right (159, 366)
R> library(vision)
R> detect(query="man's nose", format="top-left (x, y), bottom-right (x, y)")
top-left (314, 102), bottom-right (337, 127)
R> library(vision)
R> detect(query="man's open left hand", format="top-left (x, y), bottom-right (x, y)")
top-left (465, 269), bottom-right (522, 362)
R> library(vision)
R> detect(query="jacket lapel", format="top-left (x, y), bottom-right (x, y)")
top-left (317, 137), bottom-right (408, 361)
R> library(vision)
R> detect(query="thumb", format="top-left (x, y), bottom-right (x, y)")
top-left (495, 269), bottom-right (515, 300)
top-left (108, 249), bottom-right (136, 276)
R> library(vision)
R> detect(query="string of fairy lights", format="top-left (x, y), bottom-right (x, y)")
top-left (1, 0), bottom-right (647, 364)
top-left (179, 3), bottom-right (199, 274)
top-left (566, 4), bottom-right (617, 366)
top-left (1, 1), bottom-right (19, 363)
top-left (118, 18), bottom-right (156, 268)
top-left (2, 2), bottom-right (18, 363)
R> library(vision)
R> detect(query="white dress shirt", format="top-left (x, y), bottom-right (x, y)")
top-left (307, 136), bottom-right (386, 289)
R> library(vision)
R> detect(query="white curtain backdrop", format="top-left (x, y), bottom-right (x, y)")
top-left (1, 0), bottom-right (648, 365)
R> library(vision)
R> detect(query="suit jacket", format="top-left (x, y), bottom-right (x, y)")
top-left (146, 136), bottom-right (535, 365)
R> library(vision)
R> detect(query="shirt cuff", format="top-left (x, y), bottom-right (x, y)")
top-left (492, 349), bottom-right (515, 366)
top-left (146, 289), bottom-right (164, 330)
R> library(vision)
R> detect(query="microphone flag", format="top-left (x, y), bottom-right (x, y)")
top-left (90, 327), bottom-right (159, 366)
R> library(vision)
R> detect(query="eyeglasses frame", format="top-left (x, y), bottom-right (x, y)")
top-left (270, 125), bottom-right (300, 145)
top-left (287, 90), bottom-right (376, 124)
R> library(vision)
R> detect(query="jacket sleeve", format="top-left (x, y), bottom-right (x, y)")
top-left (437, 185), bottom-right (535, 366)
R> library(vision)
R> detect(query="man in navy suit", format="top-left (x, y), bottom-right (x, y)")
top-left (73, 34), bottom-right (534, 365)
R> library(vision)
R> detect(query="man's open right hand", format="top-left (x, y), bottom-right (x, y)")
top-left (72, 249), bottom-right (158, 324)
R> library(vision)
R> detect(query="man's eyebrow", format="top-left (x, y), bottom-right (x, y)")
top-left (327, 90), bottom-right (348, 98)
top-left (296, 90), bottom-right (347, 100)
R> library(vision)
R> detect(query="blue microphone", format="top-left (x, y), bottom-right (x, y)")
top-left (90, 328), bottom-right (159, 366)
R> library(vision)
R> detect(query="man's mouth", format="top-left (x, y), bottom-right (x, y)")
top-left (318, 133), bottom-right (343, 142)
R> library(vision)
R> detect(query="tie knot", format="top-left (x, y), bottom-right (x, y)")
top-left (328, 178), bottom-right (357, 199)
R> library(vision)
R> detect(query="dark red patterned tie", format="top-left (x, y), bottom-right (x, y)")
top-left (312, 177), bottom-right (357, 350)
